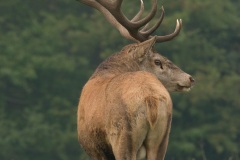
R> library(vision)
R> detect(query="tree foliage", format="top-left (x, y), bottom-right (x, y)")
top-left (0, 0), bottom-right (239, 159)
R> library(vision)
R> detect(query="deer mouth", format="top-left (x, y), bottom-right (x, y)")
top-left (177, 84), bottom-right (192, 92)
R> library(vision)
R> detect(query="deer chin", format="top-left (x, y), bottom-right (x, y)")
top-left (176, 84), bottom-right (192, 92)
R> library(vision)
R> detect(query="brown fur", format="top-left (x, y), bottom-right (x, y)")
top-left (77, 38), bottom-right (193, 160)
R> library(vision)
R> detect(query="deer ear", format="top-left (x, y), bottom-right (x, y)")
top-left (132, 36), bottom-right (156, 60)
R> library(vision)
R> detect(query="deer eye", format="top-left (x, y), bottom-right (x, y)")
top-left (154, 60), bottom-right (163, 69)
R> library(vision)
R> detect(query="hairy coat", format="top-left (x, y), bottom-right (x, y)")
top-left (77, 38), bottom-right (193, 160)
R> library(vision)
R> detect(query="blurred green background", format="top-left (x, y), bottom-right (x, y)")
top-left (0, 0), bottom-right (239, 159)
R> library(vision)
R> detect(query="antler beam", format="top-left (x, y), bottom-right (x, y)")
top-left (78, 0), bottom-right (182, 43)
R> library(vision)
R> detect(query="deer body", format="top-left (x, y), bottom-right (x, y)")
top-left (77, 0), bottom-right (194, 159)
top-left (78, 43), bottom-right (172, 160)
top-left (78, 39), bottom-right (193, 159)
top-left (79, 75), bottom-right (171, 160)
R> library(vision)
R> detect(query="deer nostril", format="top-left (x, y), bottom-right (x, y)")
top-left (189, 77), bottom-right (195, 83)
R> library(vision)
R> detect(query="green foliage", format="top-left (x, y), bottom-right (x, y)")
top-left (0, 0), bottom-right (239, 159)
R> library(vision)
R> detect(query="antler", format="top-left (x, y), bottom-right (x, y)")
top-left (78, 0), bottom-right (182, 43)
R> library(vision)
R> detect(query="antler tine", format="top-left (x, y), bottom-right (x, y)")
top-left (141, 23), bottom-right (150, 32)
top-left (98, 0), bottom-right (158, 30)
top-left (79, 0), bottom-right (138, 41)
top-left (140, 6), bottom-right (165, 37)
top-left (131, 0), bottom-right (144, 22)
top-left (155, 19), bottom-right (182, 43)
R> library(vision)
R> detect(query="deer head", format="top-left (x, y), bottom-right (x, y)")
top-left (128, 37), bottom-right (194, 92)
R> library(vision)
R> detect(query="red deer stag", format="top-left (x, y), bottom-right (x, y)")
top-left (77, 0), bottom-right (194, 159)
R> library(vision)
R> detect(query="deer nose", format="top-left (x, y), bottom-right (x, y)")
top-left (189, 77), bottom-right (195, 83)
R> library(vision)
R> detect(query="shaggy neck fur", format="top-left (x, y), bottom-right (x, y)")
top-left (90, 44), bottom-right (140, 79)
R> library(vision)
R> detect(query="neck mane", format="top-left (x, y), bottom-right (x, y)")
top-left (90, 45), bottom-right (140, 79)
